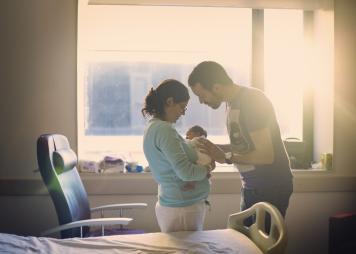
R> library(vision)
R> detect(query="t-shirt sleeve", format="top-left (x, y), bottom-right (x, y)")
top-left (156, 123), bottom-right (208, 181)
top-left (241, 90), bottom-right (275, 132)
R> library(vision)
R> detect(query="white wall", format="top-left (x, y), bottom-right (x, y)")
top-left (0, 1), bottom-right (356, 254)
top-left (333, 0), bottom-right (356, 176)
top-left (0, 0), bottom-right (77, 178)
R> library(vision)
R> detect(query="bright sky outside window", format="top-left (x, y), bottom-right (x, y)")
top-left (264, 9), bottom-right (304, 140)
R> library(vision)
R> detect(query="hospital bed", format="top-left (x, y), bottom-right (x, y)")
top-left (0, 202), bottom-right (287, 254)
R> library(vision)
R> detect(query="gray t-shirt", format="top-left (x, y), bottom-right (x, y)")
top-left (227, 86), bottom-right (293, 189)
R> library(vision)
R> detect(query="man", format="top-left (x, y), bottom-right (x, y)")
top-left (188, 61), bottom-right (293, 223)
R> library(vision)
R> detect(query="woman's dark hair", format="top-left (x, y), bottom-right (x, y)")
top-left (188, 61), bottom-right (233, 90)
top-left (142, 79), bottom-right (190, 118)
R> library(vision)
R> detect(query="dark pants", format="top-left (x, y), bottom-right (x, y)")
top-left (240, 184), bottom-right (293, 232)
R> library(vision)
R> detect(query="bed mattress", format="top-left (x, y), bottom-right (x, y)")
top-left (0, 229), bottom-right (263, 254)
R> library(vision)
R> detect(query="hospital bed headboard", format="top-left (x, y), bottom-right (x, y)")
top-left (228, 202), bottom-right (287, 254)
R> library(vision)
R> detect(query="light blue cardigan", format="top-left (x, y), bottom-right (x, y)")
top-left (143, 118), bottom-right (210, 207)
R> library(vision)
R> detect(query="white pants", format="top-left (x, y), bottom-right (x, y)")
top-left (155, 201), bottom-right (207, 233)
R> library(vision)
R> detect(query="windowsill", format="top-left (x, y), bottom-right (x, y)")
top-left (1, 167), bottom-right (355, 196)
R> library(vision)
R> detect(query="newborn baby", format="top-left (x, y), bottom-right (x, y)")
top-left (185, 137), bottom-right (212, 166)
top-left (182, 125), bottom-right (212, 191)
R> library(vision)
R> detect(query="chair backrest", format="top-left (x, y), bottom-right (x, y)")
top-left (37, 134), bottom-right (91, 238)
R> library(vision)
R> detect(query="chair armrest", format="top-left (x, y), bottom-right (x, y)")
top-left (41, 217), bottom-right (132, 237)
top-left (90, 203), bottom-right (148, 214)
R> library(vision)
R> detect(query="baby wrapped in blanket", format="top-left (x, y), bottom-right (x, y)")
top-left (182, 125), bottom-right (212, 191)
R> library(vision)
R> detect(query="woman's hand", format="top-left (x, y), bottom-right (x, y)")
top-left (197, 138), bottom-right (225, 164)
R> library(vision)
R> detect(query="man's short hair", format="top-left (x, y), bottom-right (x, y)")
top-left (188, 61), bottom-right (233, 90)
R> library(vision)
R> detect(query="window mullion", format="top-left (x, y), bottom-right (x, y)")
top-left (303, 10), bottom-right (314, 166)
top-left (251, 9), bottom-right (264, 90)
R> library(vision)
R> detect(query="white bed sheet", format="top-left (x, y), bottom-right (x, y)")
top-left (0, 229), bottom-right (263, 254)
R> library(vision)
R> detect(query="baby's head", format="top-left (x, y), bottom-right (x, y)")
top-left (185, 125), bottom-right (211, 166)
top-left (186, 125), bottom-right (207, 140)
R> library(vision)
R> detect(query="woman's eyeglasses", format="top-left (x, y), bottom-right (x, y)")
top-left (179, 103), bottom-right (187, 113)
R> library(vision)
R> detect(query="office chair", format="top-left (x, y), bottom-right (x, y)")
top-left (37, 134), bottom-right (147, 238)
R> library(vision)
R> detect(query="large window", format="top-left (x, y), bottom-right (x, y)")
top-left (78, 2), bottom-right (334, 169)
top-left (78, 5), bottom-right (251, 165)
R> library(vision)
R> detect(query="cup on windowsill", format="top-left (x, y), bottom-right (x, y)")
top-left (321, 153), bottom-right (333, 170)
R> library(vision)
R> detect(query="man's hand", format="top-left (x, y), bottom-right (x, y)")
top-left (210, 160), bottom-right (216, 171)
top-left (197, 138), bottom-right (225, 164)
top-left (206, 160), bottom-right (215, 179)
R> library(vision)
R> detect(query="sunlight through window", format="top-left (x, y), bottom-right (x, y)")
top-left (264, 9), bottom-right (304, 140)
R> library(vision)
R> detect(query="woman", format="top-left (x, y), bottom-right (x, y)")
top-left (142, 79), bottom-right (213, 233)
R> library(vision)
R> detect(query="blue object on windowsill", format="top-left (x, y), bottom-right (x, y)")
top-left (125, 164), bottom-right (143, 173)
